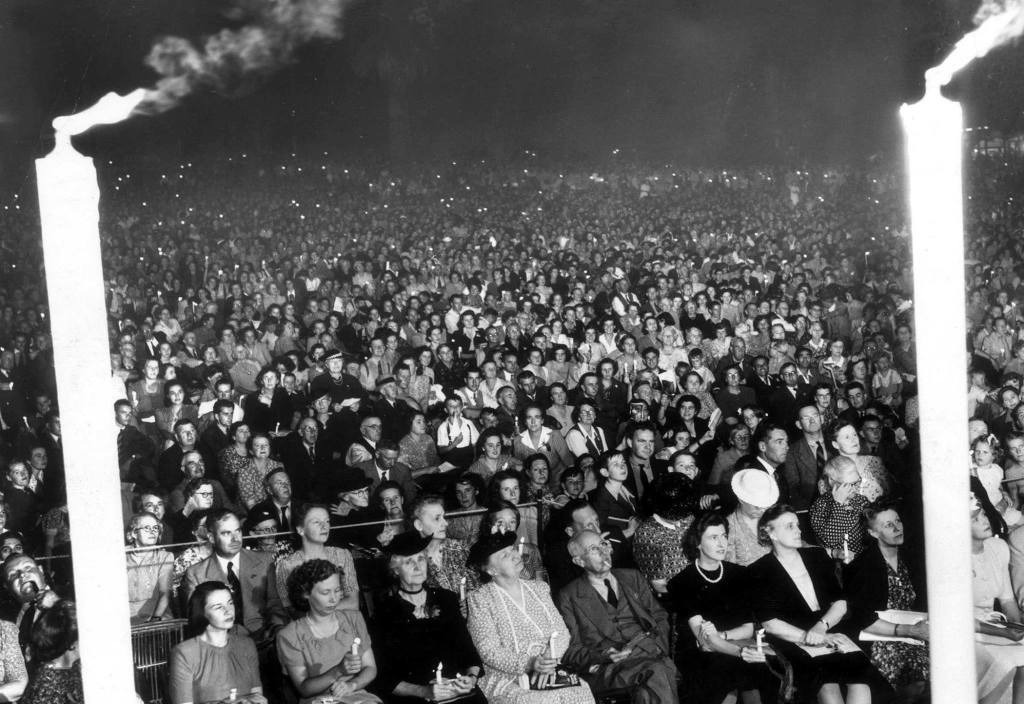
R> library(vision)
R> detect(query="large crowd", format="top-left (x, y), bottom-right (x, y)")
top-left (0, 147), bottom-right (1021, 703)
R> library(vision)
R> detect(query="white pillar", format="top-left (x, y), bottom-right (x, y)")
top-left (901, 87), bottom-right (976, 703)
top-left (36, 134), bottom-right (137, 702)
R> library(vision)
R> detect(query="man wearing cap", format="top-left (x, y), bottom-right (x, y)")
top-left (373, 375), bottom-right (415, 442)
top-left (355, 440), bottom-right (418, 503)
top-left (557, 529), bottom-right (677, 704)
top-left (310, 349), bottom-right (364, 408)
top-left (327, 474), bottom-right (378, 551)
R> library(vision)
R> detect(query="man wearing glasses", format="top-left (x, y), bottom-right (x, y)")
top-left (167, 451), bottom-right (233, 514)
top-left (557, 529), bottom-right (677, 704)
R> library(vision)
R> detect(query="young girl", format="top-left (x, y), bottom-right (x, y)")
top-left (871, 353), bottom-right (903, 408)
top-left (972, 435), bottom-right (1023, 527)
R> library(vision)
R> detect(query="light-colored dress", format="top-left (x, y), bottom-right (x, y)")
top-left (236, 459), bottom-right (284, 509)
top-left (725, 511), bottom-right (770, 567)
top-left (168, 633), bottom-right (261, 704)
top-left (852, 455), bottom-right (891, 502)
top-left (275, 546), bottom-right (360, 613)
top-left (126, 548), bottom-right (174, 623)
top-left (467, 580), bottom-right (594, 704)
top-left (973, 537), bottom-right (1024, 704)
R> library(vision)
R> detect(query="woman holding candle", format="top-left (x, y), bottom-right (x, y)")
top-left (169, 581), bottom-right (267, 704)
top-left (748, 504), bottom-right (891, 704)
top-left (667, 511), bottom-right (775, 704)
top-left (466, 530), bottom-right (594, 703)
top-left (278, 559), bottom-right (381, 704)
top-left (242, 367), bottom-right (292, 435)
top-left (372, 531), bottom-right (485, 703)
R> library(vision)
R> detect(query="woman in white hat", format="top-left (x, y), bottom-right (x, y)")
top-left (724, 468), bottom-right (780, 567)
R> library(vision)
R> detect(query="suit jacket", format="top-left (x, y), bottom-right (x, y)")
top-left (781, 435), bottom-right (834, 511)
top-left (276, 433), bottom-right (332, 502)
top-left (183, 550), bottom-right (286, 639)
top-left (767, 383), bottom-right (812, 428)
top-left (556, 568), bottom-right (670, 670)
top-left (372, 398), bottom-right (416, 443)
top-left (624, 455), bottom-right (662, 501)
top-left (354, 459), bottom-right (418, 503)
top-left (249, 498), bottom-right (300, 533)
top-left (588, 484), bottom-right (637, 532)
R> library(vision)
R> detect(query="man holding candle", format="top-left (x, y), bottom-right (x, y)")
top-left (557, 529), bottom-right (678, 704)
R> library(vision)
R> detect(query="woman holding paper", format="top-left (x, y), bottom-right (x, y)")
top-left (749, 504), bottom-right (890, 704)
top-left (843, 499), bottom-right (929, 695)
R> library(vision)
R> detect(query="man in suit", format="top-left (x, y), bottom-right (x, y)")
top-left (276, 417), bottom-right (330, 502)
top-left (767, 362), bottom-right (812, 429)
top-left (249, 468), bottom-right (299, 536)
top-left (782, 405), bottom-right (834, 541)
top-left (372, 376), bottom-right (415, 442)
top-left (197, 399), bottom-right (234, 471)
top-left (544, 499), bottom-right (632, 595)
top-left (354, 440), bottom-right (418, 503)
top-left (3, 554), bottom-right (61, 660)
top-left (714, 336), bottom-right (755, 383)
top-left (115, 399), bottom-right (157, 490)
top-left (748, 422), bottom-right (792, 505)
top-left (183, 509), bottom-right (287, 643)
top-left (624, 423), bottom-right (659, 501)
top-left (748, 355), bottom-right (775, 408)
top-left (557, 529), bottom-right (677, 704)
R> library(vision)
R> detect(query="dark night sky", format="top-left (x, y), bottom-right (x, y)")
top-left (0, 0), bottom-right (1020, 192)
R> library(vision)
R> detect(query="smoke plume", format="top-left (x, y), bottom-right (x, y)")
top-left (139, 0), bottom-right (351, 115)
top-left (927, 0), bottom-right (1024, 88)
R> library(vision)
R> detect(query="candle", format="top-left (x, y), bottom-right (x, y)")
top-left (435, 662), bottom-right (443, 684)
top-left (548, 632), bottom-right (556, 656)
top-left (459, 576), bottom-right (467, 601)
top-left (351, 637), bottom-right (361, 656)
top-left (518, 537), bottom-right (525, 555)
top-left (274, 422), bottom-right (280, 433)
top-left (842, 533), bottom-right (850, 562)
top-left (756, 628), bottom-right (764, 654)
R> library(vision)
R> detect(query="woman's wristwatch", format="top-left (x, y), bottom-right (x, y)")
top-left (818, 618), bottom-right (830, 629)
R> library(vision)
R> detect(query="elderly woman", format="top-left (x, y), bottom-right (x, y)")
top-left (372, 531), bottom-right (485, 703)
top-left (276, 504), bottom-right (360, 618)
top-left (827, 420), bottom-right (892, 503)
top-left (242, 367), bottom-right (292, 435)
top-left (169, 581), bottom-right (267, 704)
top-left (748, 504), bottom-right (891, 704)
top-left (409, 494), bottom-right (480, 595)
top-left (278, 560), bottom-right (382, 704)
top-left (843, 499), bottom-right (929, 697)
top-left (125, 510), bottom-right (174, 624)
top-left (466, 531), bottom-right (595, 704)
top-left (633, 472), bottom-right (699, 594)
top-left (810, 456), bottom-right (872, 561)
top-left (564, 402), bottom-right (610, 459)
top-left (236, 433), bottom-right (284, 510)
top-left (667, 512), bottom-right (775, 704)
top-left (217, 421), bottom-right (252, 498)
top-left (724, 469), bottom-right (778, 567)
top-left (479, 500), bottom-right (546, 581)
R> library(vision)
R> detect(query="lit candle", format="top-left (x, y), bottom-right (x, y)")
top-left (435, 662), bottom-right (443, 684)
top-left (351, 637), bottom-right (361, 656)
top-left (459, 576), bottom-right (467, 601)
top-left (518, 537), bottom-right (525, 555)
top-left (756, 628), bottom-right (764, 654)
top-left (842, 533), bottom-right (850, 562)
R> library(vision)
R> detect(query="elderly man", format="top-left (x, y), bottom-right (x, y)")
top-left (557, 529), bottom-right (678, 704)
top-left (276, 417), bottom-right (329, 502)
top-left (156, 419), bottom-right (212, 491)
top-left (168, 451), bottom-right (233, 513)
top-left (372, 376), bottom-right (415, 442)
top-left (344, 415), bottom-right (383, 467)
top-left (354, 440), bottom-right (418, 503)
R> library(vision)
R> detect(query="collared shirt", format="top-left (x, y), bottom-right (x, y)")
top-left (216, 553), bottom-right (241, 579)
top-left (437, 417), bottom-right (479, 448)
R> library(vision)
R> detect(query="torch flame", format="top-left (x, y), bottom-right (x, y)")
top-left (926, 0), bottom-right (1024, 90)
top-left (52, 89), bottom-right (148, 140)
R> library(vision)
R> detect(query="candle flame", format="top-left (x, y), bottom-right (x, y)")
top-left (927, 0), bottom-right (1024, 89)
top-left (52, 89), bottom-right (148, 139)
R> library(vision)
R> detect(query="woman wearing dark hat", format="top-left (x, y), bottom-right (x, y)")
top-left (465, 531), bottom-right (594, 703)
top-left (328, 475), bottom-right (380, 555)
top-left (371, 531), bottom-right (485, 703)
top-left (241, 366), bottom-right (292, 435)
top-left (242, 504), bottom-right (293, 559)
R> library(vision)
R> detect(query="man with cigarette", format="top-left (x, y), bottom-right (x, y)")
top-left (557, 529), bottom-right (678, 704)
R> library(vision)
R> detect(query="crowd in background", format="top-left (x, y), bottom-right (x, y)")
top-left (0, 148), bottom-right (1021, 701)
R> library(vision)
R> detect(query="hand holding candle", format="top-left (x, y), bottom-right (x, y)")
top-left (459, 576), bottom-right (466, 602)
top-left (756, 628), bottom-right (764, 654)
top-left (842, 533), bottom-right (850, 563)
top-left (351, 637), bottom-right (361, 656)
top-left (435, 661), bottom-right (443, 684)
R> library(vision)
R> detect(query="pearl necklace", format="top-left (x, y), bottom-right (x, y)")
top-left (695, 561), bottom-right (723, 584)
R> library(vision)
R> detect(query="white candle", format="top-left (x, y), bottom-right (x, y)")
top-left (351, 637), bottom-right (361, 655)
top-left (548, 631), bottom-right (556, 656)
top-left (756, 628), bottom-right (764, 654)
top-left (36, 89), bottom-right (146, 704)
top-left (435, 662), bottom-right (443, 684)
top-left (842, 533), bottom-right (850, 562)
top-left (518, 537), bottom-right (525, 555)
top-left (901, 81), bottom-right (976, 703)
top-left (459, 576), bottom-right (467, 601)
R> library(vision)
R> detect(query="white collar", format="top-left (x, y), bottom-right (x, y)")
top-left (652, 513), bottom-right (679, 530)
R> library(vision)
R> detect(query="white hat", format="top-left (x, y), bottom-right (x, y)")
top-left (731, 469), bottom-right (780, 509)
top-left (612, 267), bottom-right (626, 281)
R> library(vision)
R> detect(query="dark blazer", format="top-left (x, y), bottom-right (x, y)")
top-left (249, 498), bottom-right (301, 534)
top-left (747, 547), bottom-right (842, 631)
top-left (371, 397), bottom-right (416, 443)
top-left (843, 543), bottom-right (926, 637)
top-left (275, 432), bottom-right (332, 503)
top-left (556, 568), bottom-right (670, 670)
top-left (183, 550), bottom-right (286, 640)
top-left (587, 484), bottom-right (637, 533)
top-left (354, 459), bottom-right (418, 503)
top-left (767, 383), bottom-right (812, 428)
top-left (781, 435), bottom-right (834, 512)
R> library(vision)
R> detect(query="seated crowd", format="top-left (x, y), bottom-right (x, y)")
top-left (0, 152), bottom-right (1023, 701)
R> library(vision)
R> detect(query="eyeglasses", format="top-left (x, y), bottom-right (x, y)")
top-left (584, 540), bottom-right (612, 555)
top-left (194, 491), bottom-right (214, 498)
top-left (134, 525), bottom-right (161, 533)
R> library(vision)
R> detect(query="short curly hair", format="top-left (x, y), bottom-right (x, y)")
top-left (286, 558), bottom-right (342, 612)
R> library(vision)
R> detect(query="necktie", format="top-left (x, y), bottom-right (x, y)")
top-left (380, 470), bottom-right (388, 482)
top-left (604, 579), bottom-right (618, 608)
top-left (279, 506), bottom-right (290, 533)
top-left (226, 561), bottom-right (245, 622)
top-left (308, 446), bottom-right (315, 462)
top-left (815, 442), bottom-right (826, 473)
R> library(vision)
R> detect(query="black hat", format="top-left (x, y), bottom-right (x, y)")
top-left (375, 375), bottom-right (396, 389)
top-left (384, 530), bottom-right (431, 557)
top-left (466, 530), bottom-right (517, 570)
top-left (244, 506), bottom-right (279, 534)
top-left (335, 474), bottom-right (373, 496)
top-left (324, 349), bottom-right (344, 361)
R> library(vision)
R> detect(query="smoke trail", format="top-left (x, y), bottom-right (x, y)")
top-left (139, 0), bottom-right (351, 114)
top-left (927, 0), bottom-right (1024, 88)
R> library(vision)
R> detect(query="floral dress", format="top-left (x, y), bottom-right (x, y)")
top-left (236, 459), bottom-right (283, 509)
top-left (467, 580), bottom-right (594, 704)
top-left (870, 559), bottom-right (929, 688)
top-left (725, 512), bottom-right (770, 567)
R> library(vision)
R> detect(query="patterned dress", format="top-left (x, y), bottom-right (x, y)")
top-left (853, 455), bottom-right (891, 502)
top-left (467, 580), bottom-right (594, 703)
top-left (426, 539), bottom-right (481, 594)
top-left (236, 459), bottom-right (284, 509)
top-left (275, 546), bottom-right (360, 613)
top-left (633, 515), bottom-right (694, 584)
top-left (725, 512), bottom-right (770, 567)
top-left (870, 559), bottom-right (929, 688)
top-left (21, 659), bottom-right (78, 704)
